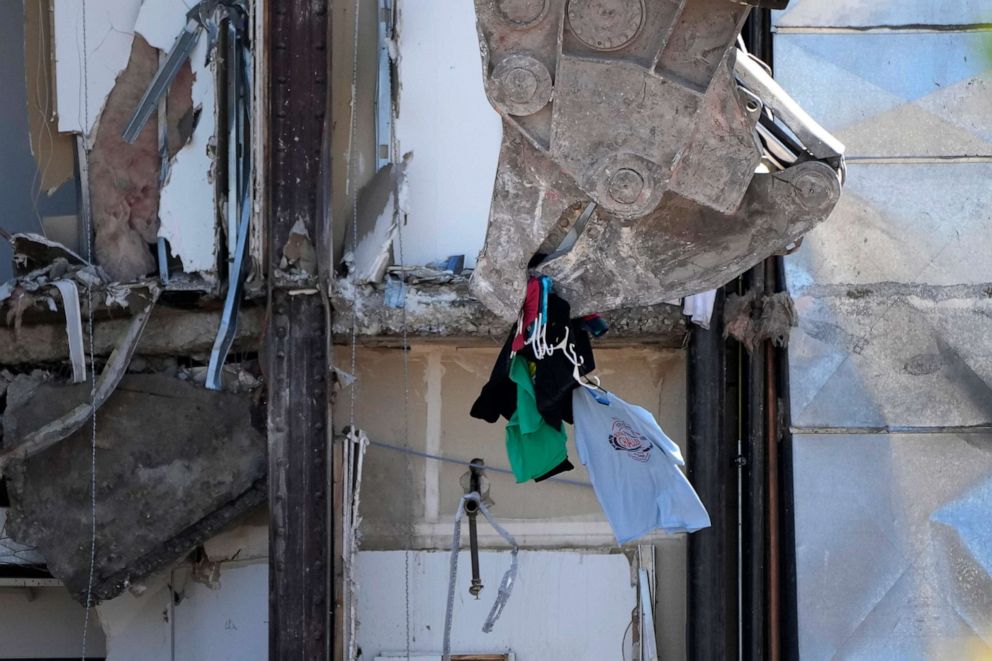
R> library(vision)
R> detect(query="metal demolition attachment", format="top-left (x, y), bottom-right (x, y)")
top-left (469, 0), bottom-right (845, 320)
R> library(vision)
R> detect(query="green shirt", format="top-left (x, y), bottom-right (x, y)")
top-left (505, 354), bottom-right (568, 483)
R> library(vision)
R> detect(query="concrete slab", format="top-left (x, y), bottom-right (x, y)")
top-left (3, 374), bottom-right (266, 603)
top-left (787, 163), bottom-right (992, 290)
top-left (789, 286), bottom-right (992, 429)
top-left (774, 1), bottom-right (991, 29)
top-left (775, 33), bottom-right (992, 158)
top-left (794, 432), bottom-right (992, 660)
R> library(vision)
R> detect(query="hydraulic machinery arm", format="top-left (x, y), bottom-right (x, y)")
top-left (469, 0), bottom-right (844, 319)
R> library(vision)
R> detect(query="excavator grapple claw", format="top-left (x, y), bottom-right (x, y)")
top-left (469, 0), bottom-right (844, 320)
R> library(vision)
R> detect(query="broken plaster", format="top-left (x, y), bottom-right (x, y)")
top-left (137, 0), bottom-right (221, 277)
top-left (53, 0), bottom-right (143, 138)
top-left (156, 39), bottom-right (219, 275)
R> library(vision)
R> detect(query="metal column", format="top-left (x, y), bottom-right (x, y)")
top-left (267, 0), bottom-right (333, 657)
top-left (741, 265), bottom-right (768, 661)
top-left (687, 288), bottom-right (738, 661)
top-left (743, 10), bottom-right (798, 660)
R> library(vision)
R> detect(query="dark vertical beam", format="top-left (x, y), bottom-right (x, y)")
top-left (744, 10), bottom-right (795, 660)
top-left (773, 256), bottom-right (800, 661)
top-left (744, 8), bottom-right (773, 64)
top-left (687, 288), bottom-right (737, 661)
top-left (267, 0), bottom-right (333, 658)
top-left (765, 259), bottom-right (782, 661)
top-left (741, 268), bottom-right (767, 661)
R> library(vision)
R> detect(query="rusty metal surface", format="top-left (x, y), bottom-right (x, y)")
top-left (266, 0), bottom-right (333, 657)
top-left (468, 0), bottom-right (844, 320)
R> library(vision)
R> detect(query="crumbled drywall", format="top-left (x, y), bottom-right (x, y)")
top-left (724, 290), bottom-right (798, 352)
top-left (342, 160), bottom-right (409, 284)
top-left (53, 0), bottom-right (218, 279)
top-left (53, 0), bottom-right (143, 137)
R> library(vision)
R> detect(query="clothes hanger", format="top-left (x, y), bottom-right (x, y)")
top-left (515, 280), bottom-right (610, 403)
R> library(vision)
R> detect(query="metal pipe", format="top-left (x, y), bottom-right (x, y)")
top-left (765, 284), bottom-right (781, 661)
top-left (742, 265), bottom-right (767, 661)
top-left (467, 458), bottom-right (484, 598)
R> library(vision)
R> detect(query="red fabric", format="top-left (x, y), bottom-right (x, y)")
top-left (511, 278), bottom-right (541, 352)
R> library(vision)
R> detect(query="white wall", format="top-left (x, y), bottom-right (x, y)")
top-left (97, 560), bottom-right (267, 661)
top-left (0, 585), bottom-right (107, 658)
top-left (394, 0), bottom-right (501, 267)
top-left (356, 550), bottom-right (636, 661)
top-left (94, 510), bottom-right (268, 660)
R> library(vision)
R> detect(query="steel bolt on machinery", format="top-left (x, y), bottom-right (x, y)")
top-left (469, 0), bottom-right (845, 320)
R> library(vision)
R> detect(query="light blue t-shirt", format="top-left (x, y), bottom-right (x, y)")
top-left (572, 388), bottom-right (711, 544)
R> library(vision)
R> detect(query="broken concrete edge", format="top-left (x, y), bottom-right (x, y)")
top-left (330, 276), bottom-right (688, 348)
top-left (0, 301), bottom-right (265, 366)
top-left (0, 288), bottom-right (160, 473)
top-left (1, 270), bottom-right (688, 367)
top-left (86, 479), bottom-right (267, 604)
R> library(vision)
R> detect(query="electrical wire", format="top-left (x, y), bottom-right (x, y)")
top-left (344, 0), bottom-right (363, 657)
top-left (364, 439), bottom-right (593, 489)
top-left (396, 126), bottom-right (413, 661)
top-left (79, 1), bottom-right (99, 658)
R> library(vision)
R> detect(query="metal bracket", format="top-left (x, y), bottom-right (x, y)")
top-left (375, 0), bottom-right (394, 170)
top-left (122, 0), bottom-right (248, 144)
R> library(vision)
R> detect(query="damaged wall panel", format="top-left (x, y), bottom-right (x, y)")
top-left (2, 374), bottom-right (266, 603)
top-left (0, 0), bottom-right (76, 282)
top-left (52, 0), bottom-right (220, 281)
top-left (87, 34), bottom-right (194, 281)
top-left (392, 0), bottom-right (501, 268)
top-left (137, 0), bottom-right (221, 278)
top-left (331, 0), bottom-right (378, 264)
top-left (53, 0), bottom-right (143, 137)
top-left (24, 0), bottom-right (76, 196)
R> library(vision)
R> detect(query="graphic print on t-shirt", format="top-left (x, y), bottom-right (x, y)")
top-left (608, 418), bottom-right (652, 462)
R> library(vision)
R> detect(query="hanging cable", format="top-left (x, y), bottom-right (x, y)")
top-left (396, 149), bottom-right (414, 661)
top-left (343, 0), bottom-right (364, 657)
top-left (345, 0), bottom-right (361, 431)
top-left (79, 1), bottom-right (99, 658)
top-left (364, 439), bottom-right (593, 489)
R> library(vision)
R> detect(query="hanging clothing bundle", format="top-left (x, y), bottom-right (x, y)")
top-left (471, 276), bottom-right (598, 481)
top-left (470, 275), bottom-right (712, 545)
